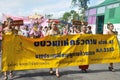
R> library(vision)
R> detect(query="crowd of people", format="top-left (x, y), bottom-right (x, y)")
top-left (0, 17), bottom-right (117, 80)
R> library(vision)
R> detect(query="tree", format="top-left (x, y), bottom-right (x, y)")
top-left (70, 10), bottom-right (79, 20)
top-left (71, 0), bottom-right (90, 20)
top-left (71, 0), bottom-right (89, 10)
top-left (62, 10), bottom-right (80, 23)
top-left (62, 12), bottom-right (71, 22)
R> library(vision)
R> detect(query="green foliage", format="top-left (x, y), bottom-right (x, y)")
top-left (62, 10), bottom-right (79, 22)
top-left (71, 0), bottom-right (89, 10)
top-left (62, 12), bottom-right (71, 22)
top-left (71, 0), bottom-right (90, 21)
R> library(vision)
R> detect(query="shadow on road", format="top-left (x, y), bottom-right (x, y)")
top-left (12, 69), bottom-right (120, 79)
top-left (88, 69), bottom-right (120, 73)
top-left (13, 71), bottom-right (54, 79)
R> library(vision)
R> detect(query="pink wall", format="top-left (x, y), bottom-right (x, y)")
top-left (87, 8), bottom-right (96, 24)
top-left (88, 16), bottom-right (96, 24)
top-left (89, 8), bottom-right (96, 15)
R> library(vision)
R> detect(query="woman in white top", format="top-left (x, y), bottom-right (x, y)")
top-left (46, 22), bottom-right (60, 78)
top-left (20, 25), bottom-right (29, 37)
top-left (106, 23), bottom-right (115, 72)
top-left (78, 25), bottom-right (89, 73)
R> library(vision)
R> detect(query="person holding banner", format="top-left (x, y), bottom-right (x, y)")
top-left (29, 23), bottom-right (40, 38)
top-left (69, 25), bottom-right (80, 34)
top-left (78, 25), bottom-right (89, 73)
top-left (3, 20), bottom-right (13, 35)
top-left (46, 22), bottom-right (60, 78)
top-left (106, 23), bottom-right (115, 72)
top-left (2, 19), bottom-right (14, 80)
top-left (20, 25), bottom-right (29, 37)
top-left (0, 23), bottom-right (2, 53)
top-left (87, 26), bottom-right (92, 34)
top-left (73, 26), bottom-right (80, 34)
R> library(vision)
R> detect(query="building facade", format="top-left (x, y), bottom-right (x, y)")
top-left (86, 0), bottom-right (120, 40)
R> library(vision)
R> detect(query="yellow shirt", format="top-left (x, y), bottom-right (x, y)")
top-left (5, 32), bottom-right (12, 35)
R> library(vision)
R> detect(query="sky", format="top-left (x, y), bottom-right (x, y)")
top-left (0, 0), bottom-right (105, 19)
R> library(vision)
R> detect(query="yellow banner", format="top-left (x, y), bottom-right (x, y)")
top-left (2, 34), bottom-right (120, 71)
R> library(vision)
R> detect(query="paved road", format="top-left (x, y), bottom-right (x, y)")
top-left (0, 53), bottom-right (120, 80)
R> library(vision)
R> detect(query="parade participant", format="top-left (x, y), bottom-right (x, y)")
top-left (87, 26), bottom-right (92, 34)
top-left (63, 27), bottom-right (68, 35)
top-left (38, 26), bottom-right (44, 38)
top-left (63, 24), bottom-right (69, 35)
top-left (78, 25), bottom-right (89, 73)
top-left (73, 26), bottom-right (80, 34)
top-left (3, 21), bottom-right (12, 35)
top-left (43, 26), bottom-right (49, 36)
top-left (46, 22), bottom-right (60, 78)
top-left (12, 25), bottom-right (21, 35)
top-left (69, 26), bottom-right (74, 34)
top-left (0, 23), bottom-right (2, 53)
top-left (2, 19), bottom-right (14, 80)
top-left (69, 25), bottom-right (80, 34)
top-left (106, 23), bottom-right (116, 72)
top-left (20, 25), bottom-right (29, 37)
top-left (29, 23), bottom-right (40, 38)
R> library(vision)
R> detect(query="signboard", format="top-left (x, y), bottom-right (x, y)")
top-left (4, 20), bottom-right (23, 27)
top-left (72, 20), bottom-right (88, 26)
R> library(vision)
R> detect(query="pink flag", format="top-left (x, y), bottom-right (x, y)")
top-left (41, 19), bottom-right (48, 27)
top-left (2, 13), bottom-right (29, 23)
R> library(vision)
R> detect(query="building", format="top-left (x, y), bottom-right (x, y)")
top-left (86, 0), bottom-right (120, 40)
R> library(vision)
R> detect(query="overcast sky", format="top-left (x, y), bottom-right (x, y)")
top-left (0, 0), bottom-right (105, 19)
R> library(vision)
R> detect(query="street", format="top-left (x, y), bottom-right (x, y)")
top-left (0, 53), bottom-right (120, 80)
top-left (1, 0), bottom-right (120, 80)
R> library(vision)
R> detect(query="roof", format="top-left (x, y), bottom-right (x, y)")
top-left (99, 0), bottom-right (120, 6)
top-left (88, 0), bottom-right (120, 9)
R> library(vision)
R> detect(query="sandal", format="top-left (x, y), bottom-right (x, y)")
top-left (10, 71), bottom-right (14, 79)
top-left (108, 67), bottom-right (115, 72)
top-left (3, 75), bottom-right (8, 80)
top-left (49, 70), bottom-right (54, 75)
top-left (56, 72), bottom-right (60, 78)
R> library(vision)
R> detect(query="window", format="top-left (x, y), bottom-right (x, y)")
top-left (109, 8), bottom-right (115, 19)
top-left (97, 6), bottom-right (105, 14)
